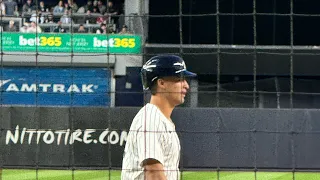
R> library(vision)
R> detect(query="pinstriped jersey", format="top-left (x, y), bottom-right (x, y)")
top-left (121, 103), bottom-right (181, 180)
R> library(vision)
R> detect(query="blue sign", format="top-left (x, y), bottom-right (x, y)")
top-left (0, 67), bottom-right (111, 106)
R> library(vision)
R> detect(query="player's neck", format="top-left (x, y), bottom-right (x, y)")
top-left (149, 95), bottom-right (174, 120)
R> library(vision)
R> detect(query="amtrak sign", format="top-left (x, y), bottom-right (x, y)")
top-left (0, 67), bottom-right (111, 106)
top-left (0, 79), bottom-right (98, 93)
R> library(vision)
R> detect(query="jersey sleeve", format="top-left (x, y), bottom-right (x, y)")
top-left (137, 109), bottom-right (166, 167)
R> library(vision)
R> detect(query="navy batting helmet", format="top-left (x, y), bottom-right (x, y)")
top-left (141, 55), bottom-right (197, 90)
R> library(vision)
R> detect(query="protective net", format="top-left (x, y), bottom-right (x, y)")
top-left (145, 0), bottom-right (320, 179)
top-left (0, 0), bottom-right (320, 179)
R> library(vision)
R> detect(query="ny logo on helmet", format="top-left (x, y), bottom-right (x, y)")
top-left (174, 61), bottom-right (186, 69)
top-left (142, 59), bottom-right (157, 72)
top-left (173, 61), bottom-right (186, 73)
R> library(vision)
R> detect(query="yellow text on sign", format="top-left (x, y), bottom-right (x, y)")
top-left (40, 37), bottom-right (62, 47)
top-left (114, 38), bottom-right (136, 48)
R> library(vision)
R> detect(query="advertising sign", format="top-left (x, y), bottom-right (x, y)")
top-left (0, 67), bottom-right (111, 106)
top-left (0, 33), bottom-right (141, 54)
top-left (2, 107), bottom-right (320, 168)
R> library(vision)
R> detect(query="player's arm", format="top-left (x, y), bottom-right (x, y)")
top-left (143, 158), bottom-right (167, 180)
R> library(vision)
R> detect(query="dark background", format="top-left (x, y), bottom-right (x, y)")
top-left (148, 0), bottom-right (320, 45)
top-left (147, 0), bottom-right (320, 98)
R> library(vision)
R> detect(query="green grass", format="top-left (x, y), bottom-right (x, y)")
top-left (2, 169), bottom-right (320, 180)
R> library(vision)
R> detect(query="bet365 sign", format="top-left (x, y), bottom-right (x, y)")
top-left (0, 33), bottom-right (141, 54)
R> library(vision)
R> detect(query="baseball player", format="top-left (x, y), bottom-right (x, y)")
top-left (121, 55), bottom-right (196, 180)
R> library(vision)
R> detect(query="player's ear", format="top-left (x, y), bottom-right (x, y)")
top-left (157, 78), bottom-right (166, 90)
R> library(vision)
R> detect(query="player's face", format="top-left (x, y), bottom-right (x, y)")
top-left (162, 76), bottom-right (190, 106)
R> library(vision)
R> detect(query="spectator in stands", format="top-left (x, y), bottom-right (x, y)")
top-left (92, 6), bottom-right (100, 14)
top-left (4, 0), bottom-right (19, 16)
top-left (104, 1), bottom-right (118, 24)
top-left (20, 22), bottom-right (29, 32)
top-left (0, 0), bottom-right (5, 16)
top-left (77, 24), bottom-right (86, 33)
top-left (53, 0), bottom-right (64, 15)
top-left (4, 20), bottom-right (16, 32)
top-left (97, 0), bottom-right (106, 14)
top-left (83, 0), bottom-right (93, 12)
top-left (77, 0), bottom-right (92, 14)
top-left (96, 15), bottom-right (107, 24)
top-left (105, 1), bottom-right (118, 16)
top-left (60, 9), bottom-right (73, 24)
top-left (96, 23), bottom-right (107, 34)
top-left (92, 0), bottom-right (100, 13)
top-left (82, 10), bottom-right (96, 24)
top-left (29, 11), bottom-right (37, 21)
top-left (44, 13), bottom-right (55, 23)
top-left (67, 0), bottom-right (78, 13)
top-left (22, 0), bottom-right (35, 13)
top-left (38, 1), bottom-right (48, 12)
top-left (118, 25), bottom-right (131, 34)
top-left (30, 11), bottom-right (45, 24)
top-left (53, 21), bottom-right (65, 33)
top-left (77, 6), bottom-right (85, 13)
top-left (27, 21), bottom-right (42, 33)
top-left (64, 2), bottom-right (69, 11)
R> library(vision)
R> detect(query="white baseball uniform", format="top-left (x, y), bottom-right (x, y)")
top-left (121, 103), bottom-right (181, 180)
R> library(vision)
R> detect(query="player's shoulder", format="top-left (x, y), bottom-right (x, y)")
top-left (135, 103), bottom-right (162, 117)
top-left (131, 103), bottom-right (166, 125)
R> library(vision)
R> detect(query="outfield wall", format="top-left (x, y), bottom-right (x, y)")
top-left (1, 107), bottom-right (320, 169)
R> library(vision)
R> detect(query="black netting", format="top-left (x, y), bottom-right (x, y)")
top-left (1, 0), bottom-right (320, 179)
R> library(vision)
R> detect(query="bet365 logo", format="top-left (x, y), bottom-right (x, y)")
top-left (19, 35), bottom-right (62, 47)
top-left (93, 37), bottom-right (136, 48)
